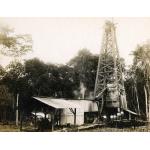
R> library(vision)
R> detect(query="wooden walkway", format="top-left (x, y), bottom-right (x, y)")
top-left (54, 123), bottom-right (105, 132)
top-left (77, 124), bottom-right (104, 131)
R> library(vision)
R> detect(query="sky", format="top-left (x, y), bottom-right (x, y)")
top-left (0, 17), bottom-right (150, 67)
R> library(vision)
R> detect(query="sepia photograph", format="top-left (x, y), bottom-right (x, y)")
top-left (0, 17), bottom-right (150, 132)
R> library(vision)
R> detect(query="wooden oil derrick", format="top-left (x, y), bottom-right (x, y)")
top-left (94, 21), bottom-right (128, 120)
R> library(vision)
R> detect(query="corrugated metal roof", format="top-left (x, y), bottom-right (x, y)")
top-left (33, 97), bottom-right (81, 109)
top-left (67, 100), bottom-right (98, 112)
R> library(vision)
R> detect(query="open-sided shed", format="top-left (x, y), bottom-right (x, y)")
top-left (33, 97), bottom-right (98, 126)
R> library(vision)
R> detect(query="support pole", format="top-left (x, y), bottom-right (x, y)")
top-left (51, 110), bottom-right (55, 132)
top-left (69, 108), bottom-right (77, 126)
top-left (34, 111), bottom-right (37, 129)
top-left (74, 108), bottom-right (76, 126)
top-left (16, 93), bottom-right (19, 126)
top-left (59, 109), bottom-right (61, 126)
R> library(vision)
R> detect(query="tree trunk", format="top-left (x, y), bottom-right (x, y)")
top-left (16, 93), bottom-right (19, 126)
top-left (20, 111), bottom-right (23, 131)
top-left (134, 83), bottom-right (140, 115)
top-left (144, 85), bottom-right (148, 121)
top-left (146, 83), bottom-right (150, 122)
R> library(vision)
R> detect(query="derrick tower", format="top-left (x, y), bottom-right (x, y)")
top-left (94, 20), bottom-right (127, 118)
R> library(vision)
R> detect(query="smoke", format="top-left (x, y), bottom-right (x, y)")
top-left (79, 82), bottom-right (86, 99)
top-left (73, 82), bottom-right (94, 99)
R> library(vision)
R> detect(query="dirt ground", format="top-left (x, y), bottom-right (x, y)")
top-left (82, 126), bottom-right (150, 132)
top-left (0, 125), bottom-right (20, 132)
top-left (0, 124), bottom-right (150, 132)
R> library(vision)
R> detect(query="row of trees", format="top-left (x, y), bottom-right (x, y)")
top-left (125, 42), bottom-right (150, 120)
top-left (0, 46), bottom-right (99, 120)
top-left (0, 25), bottom-right (32, 121)
top-left (1, 49), bottom-right (98, 98)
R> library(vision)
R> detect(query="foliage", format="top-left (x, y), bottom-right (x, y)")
top-left (0, 84), bottom-right (14, 106)
top-left (0, 65), bottom-right (5, 79)
top-left (23, 58), bottom-right (77, 98)
top-left (2, 61), bottom-right (25, 94)
top-left (0, 84), bottom-right (15, 121)
top-left (126, 42), bottom-right (150, 119)
top-left (0, 25), bottom-right (32, 58)
top-left (0, 24), bottom-right (32, 121)
top-left (68, 49), bottom-right (98, 98)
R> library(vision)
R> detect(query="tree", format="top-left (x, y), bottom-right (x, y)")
top-left (0, 84), bottom-right (15, 122)
top-left (24, 58), bottom-right (48, 96)
top-left (24, 58), bottom-right (79, 98)
top-left (124, 68), bottom-right (142, 116)
top-left (0, 25), bottom-right (32, 58)
top-left (131, 42), bottom-right (150, 120)
top-left (57, 65), bottom-right (77, 98)
top-left (3, 61), bottom-right (25, 94)
top-left (68, 49), bottom-right (99, 99)
top-left (0, 65), bottom-right (5, 79)
top-left (0, 24), bottom-right (33, 123)
top-left (0, 61), bottom-right (26, 122)
top-left (1, 61), bottom-right (31, 119)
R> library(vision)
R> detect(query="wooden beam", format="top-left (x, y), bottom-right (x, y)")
top-left (69, 108), bottom-right (74, 114)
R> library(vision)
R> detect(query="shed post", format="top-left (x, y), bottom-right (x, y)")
top-left (51, 109), bottom-right (55, 132)
top-left (34, 111), bottom-right (37, 128)
top-left (69, 108), bottom-right (77, 126)
top-left (51, 113), bottom-right (54, 131)
top-left (74, 108), bottom-right (76, 126)
top-left (59, 109), bottom-right (61, 125)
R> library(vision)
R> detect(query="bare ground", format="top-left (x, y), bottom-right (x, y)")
top-left (0, 125), bottom-right (149, 132)
top-left (81, 126), bottom-right (150, 132)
